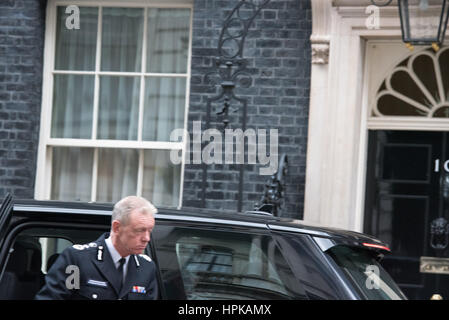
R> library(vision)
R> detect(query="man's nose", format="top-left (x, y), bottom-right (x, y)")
top-left (142, 231), bottom-right (150, 242)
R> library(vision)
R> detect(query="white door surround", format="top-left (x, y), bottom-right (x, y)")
top-left (304, 0), bottom-right (424, 232)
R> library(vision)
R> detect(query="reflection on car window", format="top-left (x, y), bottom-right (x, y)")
top-left (39, 237), bottom-right (73, 273)
top-left (327, 246), bottom-right (407, 300)
top-left (179, 245), bottom-right (233, 275)
top-left (155, 226), bottom-right (304, 300)
top-left (273, 233), bottom-right (343, 299)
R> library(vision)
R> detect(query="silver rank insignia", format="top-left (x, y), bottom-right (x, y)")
top-left (97, 246), bottom-right (103, 261)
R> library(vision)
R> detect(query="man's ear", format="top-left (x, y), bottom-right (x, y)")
top-left (111, 220), bottom-right (121, 233)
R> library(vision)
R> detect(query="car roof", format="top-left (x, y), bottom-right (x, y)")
top-left (10, 199), bottom-right (390, 252)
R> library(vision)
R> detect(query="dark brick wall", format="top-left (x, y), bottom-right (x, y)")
top-left (0, 0), bottom-right (46, 198)
top-left (183, 0), bottom-right (312, 219)
top-left (0, 0), bottom-right (311, 217)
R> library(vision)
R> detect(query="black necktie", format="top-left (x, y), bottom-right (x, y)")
top-left (117, 257), bottom-right (126, 291)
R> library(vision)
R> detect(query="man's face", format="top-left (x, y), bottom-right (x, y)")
top-left (115, 210), bottom-right (155, 256)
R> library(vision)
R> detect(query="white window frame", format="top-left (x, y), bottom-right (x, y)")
top-left (35, 0), bottom-right (193, 208)
top-left (367, 43), bottom-right (449, 129)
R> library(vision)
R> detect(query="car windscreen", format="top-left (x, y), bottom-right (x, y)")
top-left (326, 245), bottom-right (407, 300)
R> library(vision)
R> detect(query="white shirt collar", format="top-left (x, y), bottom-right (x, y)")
top-left (105, 236), bottom-right (130, 267)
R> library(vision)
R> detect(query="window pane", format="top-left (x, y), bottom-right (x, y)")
top-left (55, 6), bottom-right (98, 71)
top-left (98, 76), bottom-right (140, 140)
top-left (142, 150), bottom-right (181, 207)
top-left (390, 70), bottom-right (430, 109)
top-left (327, 246), bottom-right (405, 300)
top-left (143, 77), bottom-right (186, 141)
top-left (96, 148), bottom-right (138, 202)
top-left (101, 7), bottom-right (143, 72)
top-left (377, 94), bottom-right (426, 116)
top-left (147, 9), bottom-right (190, 73)
top-left (51, 147), bottom-right (93, 201)
top-left (439, 49), bottom-right (449, 103)
top-left (51, 75), bottom-right (94, 139)
top-left (154, 227), bottom-right (301, 299)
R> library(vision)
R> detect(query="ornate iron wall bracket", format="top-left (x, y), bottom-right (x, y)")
top-left (205, 58), bottom-right (249, 129)
top-left (204, 0), bottom-right (271, 130)
top-left (255, 154), bottom-right (288, 217)
top-left (201, 0), bottom-right (271, 212)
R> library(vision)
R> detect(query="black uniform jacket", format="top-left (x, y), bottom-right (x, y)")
top-left (35, 233), bottom-right (158, 300)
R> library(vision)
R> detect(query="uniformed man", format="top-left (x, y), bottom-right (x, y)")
top-left (35, 196), bottom-right (159, 300)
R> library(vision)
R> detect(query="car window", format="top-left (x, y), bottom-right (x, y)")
top-left (39, 237), bottom-right (72, 273)
top-left (153, 225), bottom-right (306, 300)
top-left (0, 226), bottom-right (105, 300)
top-left (272, 232), bottom-right (346, 299)
top-left (326, 246), bottom-right (407, 300)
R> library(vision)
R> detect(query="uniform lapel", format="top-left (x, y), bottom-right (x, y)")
top-left (119, 255), bottom-right (139, 299)
top-left (92, 238), bottom-right (121, 296)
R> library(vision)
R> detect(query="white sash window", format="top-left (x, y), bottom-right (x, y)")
top-left (36, 1), bottom-right (192, 207)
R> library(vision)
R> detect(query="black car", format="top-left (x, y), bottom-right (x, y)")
top-left (0, 196), bottom-right (407, 300)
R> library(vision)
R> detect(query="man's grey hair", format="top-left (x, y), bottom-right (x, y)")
top-left (112, 196), bottom-right (158, 226)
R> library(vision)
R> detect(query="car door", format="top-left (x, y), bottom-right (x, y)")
top-left (0, 194), bottom-right (13, 251)
top-left (151, 217), bottom-right (308, 300)
top-left (0, 200), bottom-right (111, 299)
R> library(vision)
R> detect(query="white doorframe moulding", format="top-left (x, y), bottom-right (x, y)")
top-left (304, 0), bottom-right (404, 232)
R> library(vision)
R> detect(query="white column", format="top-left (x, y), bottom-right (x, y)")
top-left (303, 0), bottom-right (332, 226)
top-left (304, 3), bottom-right (366, 231)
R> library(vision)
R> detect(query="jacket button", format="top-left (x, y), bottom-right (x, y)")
top-left (92, 294), bottom-right (98, 299)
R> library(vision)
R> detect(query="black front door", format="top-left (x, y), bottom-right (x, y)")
top-left (364, 130), bottom-right (449, 300)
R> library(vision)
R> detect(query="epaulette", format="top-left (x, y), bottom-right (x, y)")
top-left (72, 242), bottom-right (98, 250)
top-left (139, 254), bottom-right (152, 262)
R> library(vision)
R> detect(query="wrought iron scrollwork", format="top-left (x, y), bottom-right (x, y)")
top-left (204, 0), bottom-right (271, 129)
top-left (430, 217), bottom-right (449, 250)
top-left (255, 154), bottom-right (288, 217)
top-left (201, 0), bottom-right (271, 212)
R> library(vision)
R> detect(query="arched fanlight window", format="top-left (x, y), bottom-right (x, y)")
top-left (373, 46), bottom-right (449, 117)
